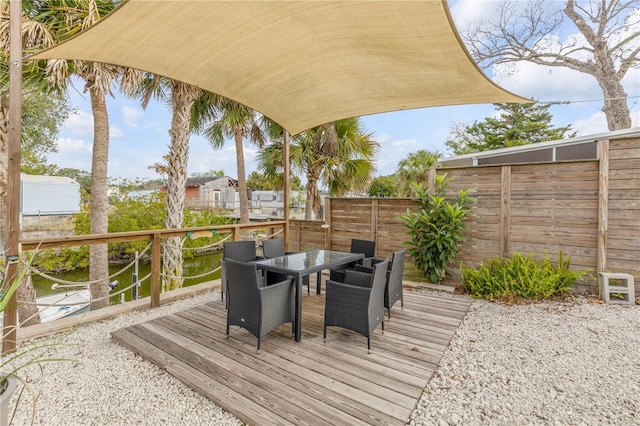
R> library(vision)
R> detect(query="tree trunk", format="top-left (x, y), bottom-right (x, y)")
top-left (598, 78), bottom-right (631, 131)
top-left (235, 129), bottom-right (250, 224)
top-left (1, 101), bottom-right (41, 325)
top-left (88, 88), bottom-right (110, 310)
top-left (304, 172), bottom-right (320, 220)
top-left (0, 102), bottom-right (8, 248)
top-left (16, 274), bottom-right (40, 327)
top-left (164, 82), bottom-right (195, 290)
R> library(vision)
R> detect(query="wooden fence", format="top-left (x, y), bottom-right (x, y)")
top-left (290, 135), bottom-right (640, 295)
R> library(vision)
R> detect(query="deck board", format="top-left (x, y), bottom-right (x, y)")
top-left (111, 287), bottom-right (471, 425)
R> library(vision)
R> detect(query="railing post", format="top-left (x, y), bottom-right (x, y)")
top-left (150, 232), bottom-right (161, 308)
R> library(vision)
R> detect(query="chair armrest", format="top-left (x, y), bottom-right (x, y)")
top-left (344, 269), bottom-right (374, 288)
top-left (361, 256), bottom-right (379, 268)
top-left (259, 277), bottom-right (294, 293)
top-left (353, 264), bottom-right (374, 274)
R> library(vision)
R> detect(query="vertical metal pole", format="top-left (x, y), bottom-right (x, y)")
top-left (3, 0), bottom-right (23, 354)
top-left (283, 130), bottom-right (290, 251)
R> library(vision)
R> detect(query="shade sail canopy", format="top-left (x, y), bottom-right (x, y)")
top-left (30, 0), bottom-right (530, 135)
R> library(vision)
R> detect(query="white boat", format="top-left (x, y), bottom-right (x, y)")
top-left (0, 289), bottom-right (91, 328)
top-left (36, 289), bottom-right (91, 323)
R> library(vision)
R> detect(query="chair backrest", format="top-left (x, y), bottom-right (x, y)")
top-left (369, 259), bottom-right (389, 313)
top-left (350, 239), bottom-right (376, 258)
top-left (388, 249), bottom-right (406, 287)
top-left (224, 258), bottom-right (260, 309)
top-left (223, 240), bottom-right (258, 262)
top-left (263, 239), bottom-right (285, 258)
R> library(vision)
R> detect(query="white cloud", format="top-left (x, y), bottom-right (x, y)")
top-left (122, 106), bottom-right (145, 128)
top-left (110, 127), bottom-right (125, 139)
top-left (375, 139), bottom-right (420, 176)
top-left (108, 156), bottom-right (165, 180)
top-left (62, 110), bottom-right (94, 137)
top-left (372, 133), bottom-right (391, 144)
top-left (47, 137), bottom-right (93, 171)
top-left (570, 111), bottom-right (609, 136)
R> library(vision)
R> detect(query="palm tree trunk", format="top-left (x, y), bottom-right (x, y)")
top-left (164, 82), bottom-right (196, 290)
top-left (304, 170), bottom-right (320, 220)
top-left (235, 129), bottom-right (250, 224)
top-left (1, 101), bottom-right (41, 325)
top-left (88, 88), bottom-right (110, 310)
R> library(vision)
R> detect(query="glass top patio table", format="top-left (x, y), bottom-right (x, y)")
top-left (254, 249), bottom-right (364, 342)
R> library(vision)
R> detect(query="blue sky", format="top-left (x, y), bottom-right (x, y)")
top-left (48, 1), bottom-right (640, 182)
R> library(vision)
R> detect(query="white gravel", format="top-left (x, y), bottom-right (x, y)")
top-left (3, 289), bottom-right (639, 425)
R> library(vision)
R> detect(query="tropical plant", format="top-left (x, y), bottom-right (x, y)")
top-left (1, 252), bottom-right (69, 425)
top-left (246, 171), bottom-right (303, 191)
top-left (398, 174), bottom-right (476, 283)
top-left (368, 175), bottom-right (398, 197)
top-left (259, 118), bottom-right (378, 219)
top-left (0, 0), bottom-right (84, 324)
top-left (396, 149), bottom-right (441, 196)
top-left (460, 250), bottom-right (589, 301)
top-left (122, 71), bottom-right (208, 290)
top-left (13, 0), bottom-right (123, 309)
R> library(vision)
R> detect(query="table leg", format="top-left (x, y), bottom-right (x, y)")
top-left (316, 271), bottom-right (322, 295)
top-left (295, 272), bottom-right (302, 342)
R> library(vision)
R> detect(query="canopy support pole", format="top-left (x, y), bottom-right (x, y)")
top-left (283, 130), bottom-right (290, 251)
top-left (3, 0), bottom-right (23, 354)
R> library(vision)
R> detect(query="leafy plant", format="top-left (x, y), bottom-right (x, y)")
top-left (460, 250), bottom-right (589, 301)
top-left (1, 252), bottom-right (70, 422)
top-left (398, 174), bottom-right (476, 283)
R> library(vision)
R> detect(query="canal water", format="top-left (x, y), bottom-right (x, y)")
top-left (31, 252), bottom-right (223, 304)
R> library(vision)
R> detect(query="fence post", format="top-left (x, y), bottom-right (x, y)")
top-left (597, 139), bottom-right (609, 274)
top-left (150, 232), bottom-right (161, 308)
top-left (427, 168), bottom-right (436, 194)
top-left (371, 198), bottom-right (379, 257)
top-left (324, 198), bottom-right (332, 249)
top-left (500, 165), bottom-right (511, 259)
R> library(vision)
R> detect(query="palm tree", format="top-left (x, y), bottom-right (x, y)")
top-left (122, 73), bottom-right (205, 290)
top-left (47, 2), bottom-right (119, 310)
top-left (8, 0), bottom-right (121, 310)
top-left (396, 149), bottom-right (441, 196)
top-left (260, 118), bottom-right (378, 220)
top-left (0, 1), bottom-right (82, 324)
top-left (199, 98), bottom-right (266, 224)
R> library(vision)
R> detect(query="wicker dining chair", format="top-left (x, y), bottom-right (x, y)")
top-left (224, 258), bottom-right (295, 353)
top-left (355, 248), bottom-right (406, 319)
top-left (221, 241), bottom-right (264, 304)
top-left (323, 258), bottom-right (388, 353)
top-left (262, 239), bottom-right (310, 294)
top-left (328, 238), bottom-right (376, 282)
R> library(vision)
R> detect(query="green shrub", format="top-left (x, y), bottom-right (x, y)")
top-left (460, 250), bottom-right (589, 301)
top-left (398, 174), bottom-right (476, 283)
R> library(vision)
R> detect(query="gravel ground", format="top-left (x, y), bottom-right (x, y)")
top-left (3, 289), bottom-right (639, 425)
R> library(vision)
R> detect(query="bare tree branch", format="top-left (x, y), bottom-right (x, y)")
top-left (461, 0), bottom-right (637, 130)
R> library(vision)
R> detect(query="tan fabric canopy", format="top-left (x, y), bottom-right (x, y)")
top-left (30, 0), bottom-right (529, 135)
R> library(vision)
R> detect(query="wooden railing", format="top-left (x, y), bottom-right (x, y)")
top-left (3, 221), bottom-right (286, 353)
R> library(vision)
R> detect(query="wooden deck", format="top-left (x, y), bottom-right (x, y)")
top-left (111, 284), bottom-right (471, 425)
